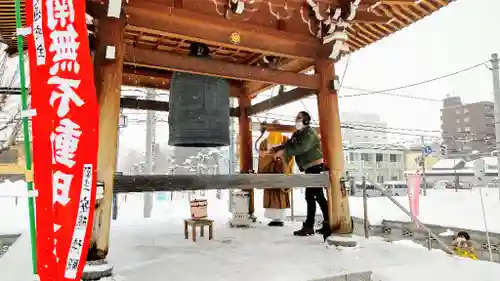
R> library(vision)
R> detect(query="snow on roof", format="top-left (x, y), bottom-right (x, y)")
top-left (431, 158), bottom-right (464, 169)
top-left (465, 157), bottom-right (498, 168)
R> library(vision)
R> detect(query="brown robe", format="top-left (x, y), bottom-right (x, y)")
top-left (258, 137), bottom-right (294, 209)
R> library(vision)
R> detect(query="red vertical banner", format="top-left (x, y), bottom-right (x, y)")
top-left (406, 173), bottom-right (421, 228)
top-left (25, 0), bottom-right (99, 280)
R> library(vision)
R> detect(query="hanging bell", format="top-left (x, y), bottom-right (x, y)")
top-left (168, 42), bottom-right (230, 147)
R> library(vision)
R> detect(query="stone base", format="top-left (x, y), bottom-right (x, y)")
top-left (82, 259), bottom-right (114, 281)
top-left (229, 212), bottom-right (253, 227)
top-left (326, 235), bottom-right (359, 248)
top-left (229, 218), bottom-right (253, 227)
top-left (308, 270), bottom-right (372, 281)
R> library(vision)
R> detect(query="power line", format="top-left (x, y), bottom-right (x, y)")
top-left (257, 112), bottom-right (440, 132)
top-left (336, 59), bottom-right (489, 99)
top-left (339, 86), bottom-right (443, 102)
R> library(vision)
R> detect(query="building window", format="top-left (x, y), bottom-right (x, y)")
top-left (456, 109), bottom-right (461, 115)
top-left (457, 127), bottom-right (462, 132)
top-left (361, 153), bottom-right (370, 161)
top-left (349, 152), bottom-right (354, 161)
top-left (377, 175), bottom-right (384, 183)
top-left (464, 126), bottom-right (471, 132)
top-left (463, 108), bottom-right (469, 114)
top-left (390, 154), bottom-right (397, 162)
top-left (391, 176), bottom-right (398, 180)
top-left (456, 119), bottom-right (460, 124)
top-left (376, 153), bottom-right (383, 162)
top-left (463, 116), bottom-right (470, 123)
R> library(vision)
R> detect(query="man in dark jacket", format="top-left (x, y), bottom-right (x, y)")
top-left (271, 111), bottom-right (330, 236)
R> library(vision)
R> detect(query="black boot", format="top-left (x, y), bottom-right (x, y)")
top-left (293, 223), bottom-right (314, 236)
top-left (268, 220), bottom-right (285, 227)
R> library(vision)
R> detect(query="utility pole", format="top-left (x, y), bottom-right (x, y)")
top-left (144, 91), bottom-right (156, 218)
top-left (420, 136), bottom-right (427, 196)
top-left (112, 111), bottom-right (126, 220)
top-left (228, 98), bottom-right (236, 212)
top-left (491, 54), bottom-right (500, 190)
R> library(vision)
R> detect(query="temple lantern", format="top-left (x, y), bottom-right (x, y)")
top-left (168, 42), bottom-right (230, 147)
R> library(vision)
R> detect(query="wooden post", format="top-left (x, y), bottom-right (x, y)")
top-left (315, 59), bottom-right (353, 234)
top-left (88, 14), bottom-right (125, 260)
top-left (238, 95), bottom-right (254, 216)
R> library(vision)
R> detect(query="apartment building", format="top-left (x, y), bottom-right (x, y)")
top-left (441, 96), bottom-right (495, 154)
top-left (341, 112), bottom-right (388, 145)
top-left (344, 143), bottom-right (406, 183)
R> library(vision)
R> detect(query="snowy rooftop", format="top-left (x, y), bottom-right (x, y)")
top-left (465, 157), bottom-right (498, 169)
top-left (431, 158), bottom-right (465, 170)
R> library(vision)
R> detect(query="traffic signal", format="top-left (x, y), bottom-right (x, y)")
top-left (440, 143), bottom-right (447, 156)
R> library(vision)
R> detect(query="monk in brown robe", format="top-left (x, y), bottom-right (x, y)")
top-left (258, 124), bottom-right (294, 227)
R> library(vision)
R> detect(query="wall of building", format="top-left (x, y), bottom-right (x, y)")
top-left (341, 112), bottom-right (388, 145)
top-left (441, 96), bottom-right (495, 153)
top-left (344, 148), bottom-right (405, 183)
top-left (404, 151), bottom-right (440, 172)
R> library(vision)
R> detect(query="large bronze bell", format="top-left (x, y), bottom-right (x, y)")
top-left (168, 42), bottom-right (230, 147)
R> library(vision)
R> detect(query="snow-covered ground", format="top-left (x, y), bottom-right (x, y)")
top-left (2, 180), bottom-right (500, 234)
top-left (2, 189), bottom-right (500, 281)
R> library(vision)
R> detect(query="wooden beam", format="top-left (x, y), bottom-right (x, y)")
top-left (122, 66), bottom-right (243, 96)
top-left (247, 88), bottom-right (316, 115)
top-left (355, 11), bottom-right (392, 24)
top-left (245, 60), bottom-right (315, 98)
top-left (238, 95), bottom-right (255, 216)
top-left (113, 174), bottom-right (330, 193)
top-left (90, 14), bottom-right (125, 261)
top-left (124, 45), bottom-right (320, 89)
top-left (316, 59), bottom-right (352, 234)
top-left (125, 2), bottom-right (320, 61)
top-left (119, 97), bottom-right (240, 117)
top-left (122, 67), bottom-right (171, 90)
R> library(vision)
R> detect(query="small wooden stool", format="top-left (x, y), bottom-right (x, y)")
top-left (184, 219), bottom-right (214, 242)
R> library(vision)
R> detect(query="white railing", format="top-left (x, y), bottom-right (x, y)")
top-left (360, 177), bottom-right (455, 255)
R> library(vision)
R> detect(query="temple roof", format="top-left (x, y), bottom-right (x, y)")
top-left (0, 0), bottom-right (456, 97)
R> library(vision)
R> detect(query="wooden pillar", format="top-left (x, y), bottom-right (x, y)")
top-left (88, 14), bottom-right (125, 260)
top-left (238, 95), bottom-right (254, 216)
top-left (316, 59), bottom-right (353, 234)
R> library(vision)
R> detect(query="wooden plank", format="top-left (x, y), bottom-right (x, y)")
top-left (355, 11), bottom-right (392, 24)
top-left (113, 174), bottom-right (330, 193)
top-left (120, 97), bottom-right (240, 117)
top-left (122, 66), bottom-right (243, 96)
top-left (125, 1), bottom-right (320, 61)
top-left (124, 45), bottom-right (320, 89)
top-left (247, 88), bottom-right (316, 115)
top-left (122, 67), bottom-right (171, 90)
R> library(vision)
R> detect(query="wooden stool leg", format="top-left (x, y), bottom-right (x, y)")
top-left (200, 225), bottom-right (205, 237)
top-left (209, 223), bottom-right (213, 240)
top-left (192, 224), bottom-right (197, 242)
top-left (184, 221), bottom-right (188, 239)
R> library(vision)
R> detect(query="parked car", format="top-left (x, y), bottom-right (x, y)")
top-left (383, 181), bottom-right (408, 196)
top-left (350, 181), bottom-right (384, 197)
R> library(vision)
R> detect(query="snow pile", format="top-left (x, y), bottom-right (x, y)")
top-left (347, 189), bottom-right (500, 232)
top-left (0, 180), bottom-right (29, 197)
top-left (0, 180), bottom-right (30, 235)
top-left (2, 183), bottom-right (500, 235)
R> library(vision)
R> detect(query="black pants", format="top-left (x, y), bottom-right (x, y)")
top-left (304, 164), bottom-right (329, 227)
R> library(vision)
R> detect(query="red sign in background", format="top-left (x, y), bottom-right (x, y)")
top-left (25, 0), bottom-right (99, 280)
